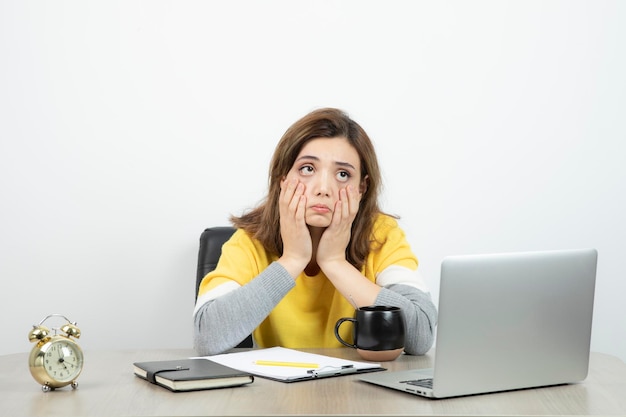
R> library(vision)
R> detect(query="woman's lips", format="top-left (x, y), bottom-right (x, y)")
top-left (310, 204), bottom-right (331, 213)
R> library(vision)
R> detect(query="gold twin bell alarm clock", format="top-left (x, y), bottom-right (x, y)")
top-left (28, 314), bottom-right (84, 392)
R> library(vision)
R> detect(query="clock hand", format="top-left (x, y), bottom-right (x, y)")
top-left (59, 356), bottom-right (69, 371)
top-left (57, 346), bottom-right (69, 369)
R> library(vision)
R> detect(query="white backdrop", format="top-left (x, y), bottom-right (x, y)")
top-left (1, 1), bottom-right (625, 362)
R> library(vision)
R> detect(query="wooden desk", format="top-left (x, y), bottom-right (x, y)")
top-left (2, 348), bottom-right (625, 416)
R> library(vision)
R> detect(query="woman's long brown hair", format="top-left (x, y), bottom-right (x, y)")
top-left (231, 108), bottom-right (391, 271)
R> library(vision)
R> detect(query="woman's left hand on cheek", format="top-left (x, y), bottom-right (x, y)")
top-left (331, 185), bottom-right (360, 230)
top-left (317, 186), bottom-right (360, 264)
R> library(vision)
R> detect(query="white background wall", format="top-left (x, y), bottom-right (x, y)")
top-left (1, 1), bottom-right (625, 362)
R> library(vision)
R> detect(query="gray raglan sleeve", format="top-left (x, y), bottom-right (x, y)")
top-left (193, 262), bottom-right (295, 356)
top-left (374, 284), bottom-right (437, 355)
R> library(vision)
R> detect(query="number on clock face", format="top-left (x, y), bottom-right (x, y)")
top-left (44, 340), bottom-right (82, 382)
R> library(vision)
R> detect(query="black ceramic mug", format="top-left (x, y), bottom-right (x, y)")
top-left (334, 306), bottom-right (405, 361)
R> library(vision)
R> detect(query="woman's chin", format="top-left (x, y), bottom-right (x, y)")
top-left (305, 215), bottom-right (331, 229)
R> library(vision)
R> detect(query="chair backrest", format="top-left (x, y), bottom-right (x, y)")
top-left (196, 226), bottom-right (236, 299)
top-left (196, 226), bottom-right (252, 348)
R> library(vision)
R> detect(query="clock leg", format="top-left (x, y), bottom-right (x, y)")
top-left (42, 384), bottom-right (52, 392)
top-left (71, 380), bottom-right (78, 389)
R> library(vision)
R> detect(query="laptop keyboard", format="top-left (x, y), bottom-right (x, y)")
top-left (401, 378), bottom-right (433, 389)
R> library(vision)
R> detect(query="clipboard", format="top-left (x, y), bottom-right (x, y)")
top-left (198, 347), bottom-right (385, 382)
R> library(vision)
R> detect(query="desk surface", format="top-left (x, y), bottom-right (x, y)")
top-left (2, 348), bottom-right (625, 417)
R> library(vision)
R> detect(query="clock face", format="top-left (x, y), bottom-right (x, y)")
top-left (42, 339), bottom-right (84, 382)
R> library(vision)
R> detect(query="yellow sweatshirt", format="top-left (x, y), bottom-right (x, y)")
top-left (196, 214), bottom-right (431, 350)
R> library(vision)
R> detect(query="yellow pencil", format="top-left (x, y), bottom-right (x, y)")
top-left (253, 360), bottom-right (319, 368)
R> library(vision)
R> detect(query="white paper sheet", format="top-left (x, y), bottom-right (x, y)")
top-left (198, 347), bottom-right (382, 382)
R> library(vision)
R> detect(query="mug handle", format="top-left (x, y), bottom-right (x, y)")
top-left (334, 317), bottom-right (357, 348)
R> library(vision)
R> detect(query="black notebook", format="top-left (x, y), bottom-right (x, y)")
top-left (133, 358), bottom-right (254, 392)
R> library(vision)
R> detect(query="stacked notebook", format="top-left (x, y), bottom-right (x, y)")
top-left (133, 358), bottom-right (254, 392)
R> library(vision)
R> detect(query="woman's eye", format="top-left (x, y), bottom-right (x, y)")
top-left (299, 165), bottom-right (314, 175)
top-left (337, 171), bottom-right (351, 182)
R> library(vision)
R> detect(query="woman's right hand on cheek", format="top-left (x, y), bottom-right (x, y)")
top-left (278, 179), bottom-right (311, 277)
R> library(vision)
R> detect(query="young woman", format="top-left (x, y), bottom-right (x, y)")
top-left (193, 108), bottom-right (437, 355)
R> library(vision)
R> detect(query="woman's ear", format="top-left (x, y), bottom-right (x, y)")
top-left (359, 176), bottom-right (369, 194)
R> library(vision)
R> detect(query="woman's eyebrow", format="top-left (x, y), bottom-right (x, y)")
top-left (296, 155), bottom-right (319, 163)
top-left (335, 161), bottom-right (357, 171)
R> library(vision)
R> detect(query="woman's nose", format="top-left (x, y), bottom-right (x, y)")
top-left (313, 172), bottom-right (333, 197)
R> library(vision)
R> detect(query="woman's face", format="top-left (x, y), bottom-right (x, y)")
top-left (283, 136), bottom-right (364, 228)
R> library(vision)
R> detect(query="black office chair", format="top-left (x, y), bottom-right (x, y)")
top-left (196, 226), bottom-right (253, 348)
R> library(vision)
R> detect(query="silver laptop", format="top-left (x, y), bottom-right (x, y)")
top-left (360, 248), bottom-right (597, 398)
